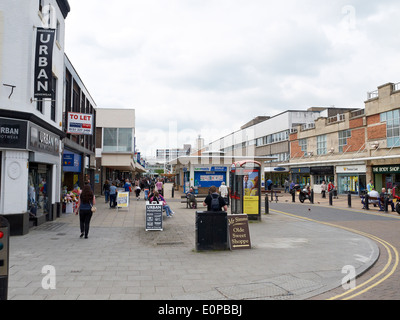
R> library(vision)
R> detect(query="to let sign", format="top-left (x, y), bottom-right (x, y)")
top-left (67, 112), bottom-right (94, 135)
top-left (228, 214), bottom-right (251, 250)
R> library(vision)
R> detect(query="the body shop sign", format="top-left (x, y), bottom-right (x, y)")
top-left (67, 113), bottom-right (93, 135)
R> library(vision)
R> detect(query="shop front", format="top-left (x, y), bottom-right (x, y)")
top-left (372, 165), bottom-right (400, 191)
top-left (337, 165), bottom-right (366, 195)
top-left (291, 167), bottom-right (310, 187)
top-left (264, 167), bottom-right (290, 189)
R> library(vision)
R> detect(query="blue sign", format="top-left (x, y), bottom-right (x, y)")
top-left (63, 151), bottom-right (82, 173)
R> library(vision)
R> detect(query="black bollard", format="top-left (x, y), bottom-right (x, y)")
top-left (265, 194), bottom-right (269, 214)
top-left (384, 196), bottom-right (389, 213)
top-left (310, 189), bottom-right (314, 204)
top-left (365, 194), bottom-right (369, 210)
top-left (329, 191), bottom-right (333, 206)
top-left (292, 190), bottom-right (296, 203)
top-left (348, 192), bottom-right (352, 208)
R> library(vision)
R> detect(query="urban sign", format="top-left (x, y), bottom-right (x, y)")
top-left (34, 28), bottom-right (56, 98)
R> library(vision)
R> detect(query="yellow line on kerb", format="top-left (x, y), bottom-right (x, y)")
top-left (270, 209), bottom-right (399, 300)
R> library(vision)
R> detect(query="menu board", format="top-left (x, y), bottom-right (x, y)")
top-left (145, 202), bottom-right (163, 231)
top-left (228, 214), bottom-right (251, 250)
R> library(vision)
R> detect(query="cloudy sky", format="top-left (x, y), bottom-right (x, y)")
top-left (64, 0), bottom-right (400, 157)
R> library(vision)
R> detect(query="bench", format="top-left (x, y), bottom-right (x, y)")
top-left (360, 195), bottom-right (381, 210)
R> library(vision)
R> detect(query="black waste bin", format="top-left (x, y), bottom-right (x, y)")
top-left (195, 211), bottom-right (228, 251)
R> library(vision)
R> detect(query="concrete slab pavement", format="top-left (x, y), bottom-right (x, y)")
top-left (6, 189), bottom-right (379, 300)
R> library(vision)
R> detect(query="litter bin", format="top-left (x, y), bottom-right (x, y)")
top-left (195, 211), bottom-right (228, 251)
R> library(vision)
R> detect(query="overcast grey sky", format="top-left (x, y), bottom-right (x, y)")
top-left (64, 0), bottom-right (400, 157)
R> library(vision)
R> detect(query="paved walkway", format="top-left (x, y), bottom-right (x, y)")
top-left (6, 188), bottom-right (380, 300)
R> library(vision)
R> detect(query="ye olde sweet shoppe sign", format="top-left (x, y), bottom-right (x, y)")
top-left (228, 214), bottom-right (251, 250)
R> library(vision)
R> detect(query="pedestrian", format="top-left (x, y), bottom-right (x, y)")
top-left (367, 180), bottom-right (374, 193)
top-left (156, 178), bottom-right (163, 196)
top-left (321, 180), bottom-right (327, 198)
top-left (109, 182), bottom-right (117, 208)
top-left (124, 179), bottom-right (132, 193)
top-left (150, 191), bottom-right (174, 217)
top-left (380, 188), bottom-right (396, 212)
top-left (328, 181), bottom-right (335, 193)
top-left (219, 182), bottom-right (229, 206)
top-left (203, 186), bottom-right (227, 212)
top-left (284, 179), bottom-right (289, 193)
top-left (135, 184), bottom-right (141, 200)
top-left (75, 185), bottom-right (96, 239)
top-left (103, 179), bottom-right (110, 203)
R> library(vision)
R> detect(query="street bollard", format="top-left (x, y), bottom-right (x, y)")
top-left (265, 194), bottom-right (269, 214)
top-left (384, 196), bottom-right (389, 213)
top-left (310, 189), bottom-right (314, 204)
top-left (292, 191), bottom-right (295, 203)
top-left (365, 194), bottom-right (369, 210)
top-left (171, 186), bottom-right (174, 198)
top-left (348, 192), bottom-right (352, 208)
top-left (329, 191), bottom-right (333, 206)
top-left (0, 216), bottom-right (10, 301)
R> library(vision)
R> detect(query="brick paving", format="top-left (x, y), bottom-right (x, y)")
top-left (5, 187), bottom-right (382, 300)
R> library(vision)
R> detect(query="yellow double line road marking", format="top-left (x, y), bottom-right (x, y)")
top-left (270, 209), bottom-right (399, 300)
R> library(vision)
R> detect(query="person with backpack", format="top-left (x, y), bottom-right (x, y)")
top-left (203, 186), bottom-right (228, 212)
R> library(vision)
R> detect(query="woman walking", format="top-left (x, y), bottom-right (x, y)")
top-left (75, 185), bottom-right (96, 239)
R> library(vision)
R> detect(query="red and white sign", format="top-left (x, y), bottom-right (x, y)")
top-left (67, 112), bottom-right (93, 135)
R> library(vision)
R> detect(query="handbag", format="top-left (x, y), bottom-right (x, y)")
top-left (90, 202), bottom-right (97, 213)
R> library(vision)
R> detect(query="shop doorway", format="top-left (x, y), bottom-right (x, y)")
top-left (28, 163), bottom-right (52, 218)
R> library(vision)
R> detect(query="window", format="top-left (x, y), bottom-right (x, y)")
top-left (381, 109), bottom-right (400, 147)
top-left (299, 139), bottom-right (307, 153)
top-left (317, 135), bottom-right (327, 155)
top-left (103, 128), bottom-right (133, 152)
top-left (338, 130), bottom-right (351, 152)
top-left (36, 99), bottom-right (43, 113)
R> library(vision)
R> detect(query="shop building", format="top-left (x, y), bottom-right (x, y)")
top-left (62, 55), bottom-right (96, 193)
top-left (95, 108), bottom-right (145, 195)
top-left (286, 81), bottom-right (400, 195)
top-left (206, 109), bottom-right (346, 190)
top-left (0, 0), bottom-right (70, 234)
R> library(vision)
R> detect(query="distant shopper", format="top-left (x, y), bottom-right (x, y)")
top-left (75, 185), bottom-right (96, 239)
top-left (156, 179), bottom-right (163, 195)
top-left (203, 186), bottom-right (227, 212)
top-left (219, 182), bottom-right (229, 206)
top-left (103, 180), bottom-right (110, 203)
top-left (367, 180), bottom-right (374, 193)
top-left (109, 182), bottom-right (117, 208)
top-left (321, 180), bottom-right (327, 198)
top-left (124, 179), bottom-right (132, 193)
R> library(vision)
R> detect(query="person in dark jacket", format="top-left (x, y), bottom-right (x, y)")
top-left (75, 185), bottom-right (96, 239)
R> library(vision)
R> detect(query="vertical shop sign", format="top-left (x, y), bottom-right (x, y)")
top-left (34, 28), bottom-right (56, 98)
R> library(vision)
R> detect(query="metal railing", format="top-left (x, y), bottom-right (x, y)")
top-left (367, 90), bottom-right (379, 100)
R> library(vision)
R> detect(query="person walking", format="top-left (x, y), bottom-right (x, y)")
top-left (321, 180), bottom-right (327, 198)
top-left (109, 182), bottom-right (117, 208)
top-left (75, 185), bottom-right (96, 239)
top-left (219, 182), bottom-right (229, 206)
top-left (103, 179), bottom-right (110, 203)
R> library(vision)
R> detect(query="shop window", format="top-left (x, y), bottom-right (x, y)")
top-left (28, 164), bottom-right (51, 217)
